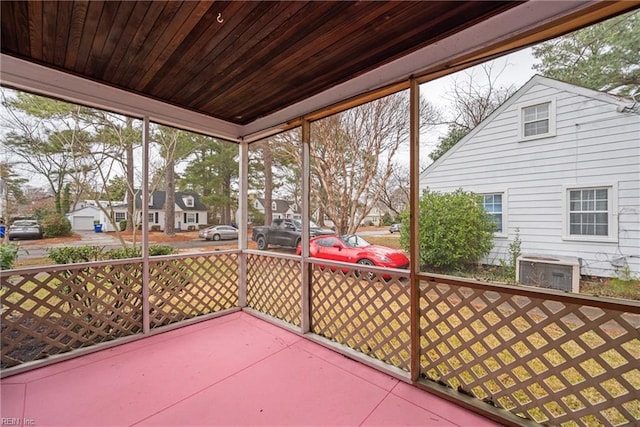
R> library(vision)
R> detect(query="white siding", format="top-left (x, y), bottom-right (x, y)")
top-left (421, 77), bottom-right (640, 278)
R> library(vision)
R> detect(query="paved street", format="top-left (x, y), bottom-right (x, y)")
top-left (12, 232), bottom-right (241, 261)
top-left (11, 227), bottom-right (392, 262)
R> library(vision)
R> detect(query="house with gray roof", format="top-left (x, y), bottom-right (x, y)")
top-left (252, 198), bottom-right (301, 221)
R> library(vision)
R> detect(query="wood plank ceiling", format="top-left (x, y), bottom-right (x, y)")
top-left (1, 1), bottom-right (517, 126)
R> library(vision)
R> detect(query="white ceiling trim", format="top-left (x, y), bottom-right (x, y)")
top-left (0, 55), bottom-right (244, 142)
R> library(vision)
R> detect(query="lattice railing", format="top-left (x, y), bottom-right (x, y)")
top-left (246, 252), bottom-right (301, 326)
top-left (419, 276), bottom-right (640, 426)
top-left (149, 253), bottom-right (239, 328)
top-left (311, 262), bottom-right (411, 370)
top-left (1, 260), bottom-right (144, 369)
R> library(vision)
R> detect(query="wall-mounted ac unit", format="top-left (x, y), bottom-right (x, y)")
top-left (516, 255), bottom-right (580, 293)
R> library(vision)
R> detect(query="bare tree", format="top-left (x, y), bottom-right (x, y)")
top-left (1, 89), bottom-right (144, 247)
top-left (1, 91), bottom-right (95, 215)
top-left (444, 62), bottom-right (516, 131)
top-left (82, 111), bottom-right (141, 233)
top-left (151, 126), bottom-right (206, 235)
top-left (428, 62), bottom-right (518, 162)
top-left (276, 92), bottom-right (437, 234)
top-left (377, 164), bottom-right (410, 219)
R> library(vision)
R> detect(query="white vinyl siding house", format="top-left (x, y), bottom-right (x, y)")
top-left (67, 191), bottom-right (207, 232)
top-left (252, 198), bottom-right (301, 221)
top-left (420, 75), bottom-right (640, 278)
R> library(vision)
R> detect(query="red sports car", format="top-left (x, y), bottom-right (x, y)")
top-left (296, 234), bottom-right (409, 272)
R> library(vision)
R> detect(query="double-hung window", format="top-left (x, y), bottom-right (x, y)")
top-left (520, 100), bottom-right (555, 140)
top-left (564, 185), bottom-right (616, 242)
top-left (482, 193), bottom-right (504, 233)
top-left (569, 188), bottom-right (609, 236)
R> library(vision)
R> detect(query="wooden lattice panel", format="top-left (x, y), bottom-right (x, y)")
top-left (1, 262), bottom-right (144, 369)
top-left (419, 278), bottom-right (640, 426)
top-left (149, 254), bottom-right (239, 328)
top-left (311, 264), bottom-right (411, 370)
top-left (247, 254), bottom-right (301, 326)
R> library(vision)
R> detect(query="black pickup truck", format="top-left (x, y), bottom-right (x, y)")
top-left (252, 218), bottom-right (334, 250)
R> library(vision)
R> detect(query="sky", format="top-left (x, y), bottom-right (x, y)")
top-left (399, 47), bottom-right (539, 166)
top-left (422, 48), bottom-right (537, 106)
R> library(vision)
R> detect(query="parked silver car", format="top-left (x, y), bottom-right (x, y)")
top-left (8, 220), bottom-right (44, 240)
top-left (389, 223), bottom-right (401, 233)
top-left (199, 225), bottom-right (238, 241)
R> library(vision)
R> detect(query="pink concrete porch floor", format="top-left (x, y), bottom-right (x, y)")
top-left (1, 311), bottom-right (501, 426)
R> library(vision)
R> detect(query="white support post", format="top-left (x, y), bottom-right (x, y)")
top-left (238, 140), bottom-right (249, 308)
top-left (301, 120), bottom-right (311, 333)
top-left (142, 116), bottom-right (151, 334)
top-left (409, 78), bottom-right (421, 381)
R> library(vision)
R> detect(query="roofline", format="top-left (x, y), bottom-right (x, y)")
top-left (421, 74), bottom-right (637, 175)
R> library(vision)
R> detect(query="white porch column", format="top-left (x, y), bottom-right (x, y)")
top-left (238, 139), bottom-right (249, 307)
top-left (301, 120), bottom-right (311, 333)
top-left (409, 78), bottom-right (421, 380)
top-left (142, 116), bottom-right (151, 334)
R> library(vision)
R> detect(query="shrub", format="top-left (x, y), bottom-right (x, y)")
top-left (104, 246), bottom-right (141, 259)
top-left (149, 245), bottom-right (177, 256)
top-left (500, 228), bottom-right (522, 282)
top-left (0, 243), bottom-right (19, 270)
top-left (47, 246), bottom-right (103, 264)
top-left (400, 188), bottom-right (495, 270)
top-left (119, 220), bottom-right (127, 231)
top-left (42, 214), bottom-right (72, 238)
top-left (48, 244), bottom-right (177, 264)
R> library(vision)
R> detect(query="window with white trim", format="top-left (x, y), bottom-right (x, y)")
top-left (482, 193), bottom-right (503, 233)
top-left (520, 100), bottom-right (555, 140)
top-left (569, 188), bottom-right (609, 237)
top-left (185, 212), bottom-right (196, 223)
top-left (184, 196), bottom-right (194, 207)
top-left (563, 185), bottom-right (617, 242)
top-left (115, 212), bottom-right (126, 222)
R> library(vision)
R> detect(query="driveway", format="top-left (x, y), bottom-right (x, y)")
top-left (76, 230), bottom-right (123, 245)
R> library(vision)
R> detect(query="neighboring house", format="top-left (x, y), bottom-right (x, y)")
top-left (362, 202), bottom-right (391, 227)
top-left (67, 191), bottom-right (208, 232)
top-left (66, 200), bottom-right (127, 231)
top-left (65, 205), bottom-right (102, 230)
top-left (252, 198), bottom-right (301, 221)
top-left (420, 75), bottom-right (640, 278)
top-left (136, 191), bottom-right (208, 231)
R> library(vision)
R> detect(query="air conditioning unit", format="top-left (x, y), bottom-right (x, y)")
top-left (516, 255), bottom-right (580, 293)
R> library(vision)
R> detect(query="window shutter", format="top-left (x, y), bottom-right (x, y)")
top-left (196, 213), bottom-right (199, 223)
top-left (184, 213), bottom-right (187, 223)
